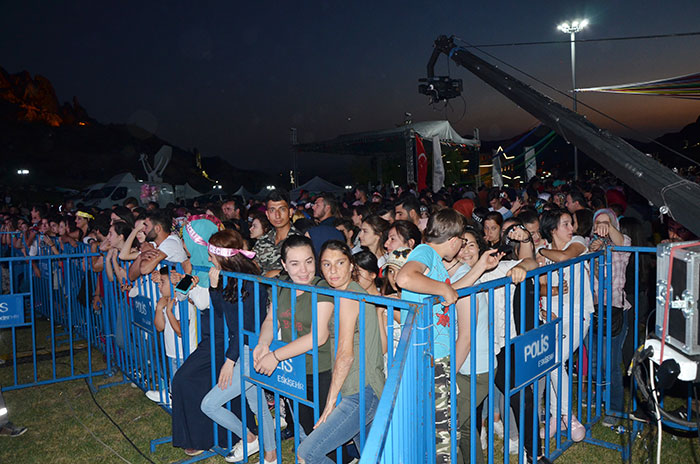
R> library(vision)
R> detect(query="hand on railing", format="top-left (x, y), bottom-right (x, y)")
top-left (506, 265), bottom-right (527, 284)
top-left (92, 294), bottom-right (102, 312)
top-left (438, 281), bottom-right (459, 306)
top-left (253, 343), bottom-right (271, 368)
top-left (255, 352), bottom-right (279, 376)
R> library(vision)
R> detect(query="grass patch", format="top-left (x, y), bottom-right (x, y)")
top-left (1, 321), bottom-right (700, 463)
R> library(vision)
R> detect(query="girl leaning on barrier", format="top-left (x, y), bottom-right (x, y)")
top-left (253, 235), bottom-right (334, 450)
top-left (296, 240), bottom-right (385, 464)
top-left (587, 208), bottom-right (632, 427)
top-left (173, 228), bottom-right (268, 459)
top-left (537, 208), bottom-right (594, 443)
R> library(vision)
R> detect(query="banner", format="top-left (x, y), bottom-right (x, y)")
top-left (492, 149), bottom-right (503, 188)
top-left (432, 136), bottom-right (444, 193)
top-left (416, 135), bottom-right (428, 192)
top-left (575, 72), bottom-right (700, 99)
top-left (524, 146), bottom-right (536, 181)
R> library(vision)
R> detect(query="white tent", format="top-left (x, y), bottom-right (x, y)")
top-left (174, 183), bottom-right (202, 201)
top-left (291, 176), bottom-right (346, 199)
top-left (233, 186), bottom-right (253, 200)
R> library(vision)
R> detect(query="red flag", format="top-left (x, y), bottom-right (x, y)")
top-left (416, 135), bottom-right (428, 192)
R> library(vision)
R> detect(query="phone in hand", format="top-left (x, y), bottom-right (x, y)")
top-left (175, 274), bottom-right (194, 294)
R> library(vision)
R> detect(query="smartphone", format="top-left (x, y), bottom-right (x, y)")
top-left (175, 274), bottom-right (194, 294)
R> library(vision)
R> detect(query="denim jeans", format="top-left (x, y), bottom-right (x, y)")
top-left (200, 346), bottom-right (275, 452)
top-left (297, 385), bottom-right (379, 464)
top-left (588, 310), bottom-right (629, 413)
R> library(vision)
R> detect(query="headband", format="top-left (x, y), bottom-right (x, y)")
top-left (207, 243), bottom-right (256, 259)
top-left (184, 215), bottom-right (224, 244)
top-left (184, 217), bottom-right (255, 259)
top-left (76, 211), bottom-right (94, 220)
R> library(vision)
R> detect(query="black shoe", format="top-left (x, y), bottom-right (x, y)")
top-left (280, 427), bottom-right (294, 441)
top-left (0, 422), bottom-right (27, 437)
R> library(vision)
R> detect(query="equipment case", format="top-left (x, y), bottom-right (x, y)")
top-left (655, 241), bottom-right (700, 356)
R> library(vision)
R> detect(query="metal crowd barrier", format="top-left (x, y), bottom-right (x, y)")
top-left (2, 239), bottom-right (658, 464)
top-left (0, 249), bottom-right (108, 391)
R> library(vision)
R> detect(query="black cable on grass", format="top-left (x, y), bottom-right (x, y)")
top-left (83, 379), bottom-right (156, 464)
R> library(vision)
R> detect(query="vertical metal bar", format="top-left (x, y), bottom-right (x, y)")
top-left (359, 299), bottom-right (366, 451)
top-left (449, 299), bottom-right (456, 464)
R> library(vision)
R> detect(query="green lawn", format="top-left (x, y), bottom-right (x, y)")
top-left (1, 322), bottom-right (699, 463)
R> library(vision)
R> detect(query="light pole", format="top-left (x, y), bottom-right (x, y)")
top-left (558, 19), bottom-right (588, 180)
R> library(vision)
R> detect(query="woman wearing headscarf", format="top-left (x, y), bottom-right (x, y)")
top-left (588, 208), bottom-right (631, 427)
top-left (170, 215), bottom-right (258, 456)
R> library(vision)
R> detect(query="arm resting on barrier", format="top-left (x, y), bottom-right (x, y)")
top-left (139, 250), bottom-right (167, 276)
top-left (538, 242), bottom-right (585, 263)
top-left (255, 301), bottom-right (334, 376)
top-left (397, 260), bottom-right (458, 306)
top-left (315, 297), bottom-right (359, 427)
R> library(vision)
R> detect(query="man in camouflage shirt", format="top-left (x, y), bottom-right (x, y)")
top-left (253, 189), bottom-right (301, 277)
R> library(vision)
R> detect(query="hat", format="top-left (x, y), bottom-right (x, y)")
top-left (382, 247), bottom-right (412, 270)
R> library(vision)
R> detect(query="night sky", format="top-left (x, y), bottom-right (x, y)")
top-left (2, 1), bottom-right (700, 178)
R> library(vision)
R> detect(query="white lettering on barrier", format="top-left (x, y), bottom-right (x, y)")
top-left (523, 334), bottom-right (550, 361)
top-left (0, 302), bottom-right (8, 313)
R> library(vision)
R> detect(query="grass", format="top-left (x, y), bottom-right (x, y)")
top-left (2, 322), bottom-right (700, 463)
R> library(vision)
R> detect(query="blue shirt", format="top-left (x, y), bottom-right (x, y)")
top-left (400, 244), bottom-right (453, 360)
top-left (308, 217), bottom-right (345, 259)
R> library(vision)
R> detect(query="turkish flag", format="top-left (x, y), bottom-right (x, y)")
top-left (416, 135), bottom-right (428, 192)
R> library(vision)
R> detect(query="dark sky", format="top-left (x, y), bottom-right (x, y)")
top-left (2, 0), bottom-right (700, 178)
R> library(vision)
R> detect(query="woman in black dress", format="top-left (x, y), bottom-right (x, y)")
top-left (171, 227), bottom-right (262, 456)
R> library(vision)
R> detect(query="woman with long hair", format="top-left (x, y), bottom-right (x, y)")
top-left (358, 215), bottom-right (390, 267)
top-left (297, 240), bottom-right (384, 463)
top-left (171, 228), bottom-right (263, 458)
top-left (198, 229), bottom-right (277, 463)
top-left (253, 235), bottom-right (335, 440)
top-left (538, 208), bottom-right (594, 443)
top-left (383, 220), bottom-right (421, 254)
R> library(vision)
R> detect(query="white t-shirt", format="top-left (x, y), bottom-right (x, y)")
top-left (480, 259), bottom-right (522, 353)
top-left (154, 234), bottom-right (194, 359)
top-left (157, 234), bottom-right (187, 263)
top-left (540, 236), bottom-right (595, 326)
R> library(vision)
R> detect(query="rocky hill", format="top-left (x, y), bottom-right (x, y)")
top-left (0, 66), bottom-right (266, 193)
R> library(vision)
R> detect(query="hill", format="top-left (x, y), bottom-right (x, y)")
top-left (0, 66), bottom-right (267, 193)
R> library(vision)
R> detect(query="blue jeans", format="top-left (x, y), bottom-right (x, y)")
top-left (607, 315), bottom-right (628, 412)
top-left (297, 385), bottom-right (379, 464)
top-left (588, 311), bottom-right (628, 413)
top-left (200, 346), bottom-right (275, 452)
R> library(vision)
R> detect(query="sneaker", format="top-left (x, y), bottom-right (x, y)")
top-left (226, 439), bottom-right (259, 463)
top-left (0, 422), bottom-right (27, 437)
top-left (492, 419), bottom-right (504, 438)
top-left (262, 458), bottom-right (280, 464)
top-left (542, 415), bottom-right (585, 442)
top-left (480, 426), bottom-right (488, 450)
top-left (601, 415), bottom-right (619, 427)
top-left (145, 390), bottom-right (171, 404)
top-left (184, 449), bottom-right (204, 456)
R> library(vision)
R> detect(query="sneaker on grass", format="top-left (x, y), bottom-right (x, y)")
top-left (0, 422), bottom-right (27, 437)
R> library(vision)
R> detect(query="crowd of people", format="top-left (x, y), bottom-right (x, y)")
top-left (1, 175), bottom-right (696, 463)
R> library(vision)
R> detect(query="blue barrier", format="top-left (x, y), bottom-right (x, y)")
top-left (0, 251), bottom-right (108, 391)
top-left (3, 240), bottom-right (663, 464)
